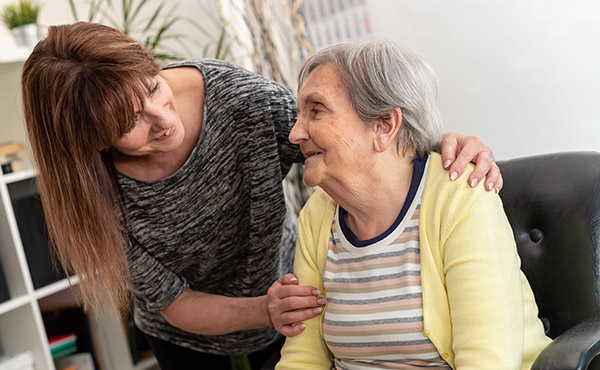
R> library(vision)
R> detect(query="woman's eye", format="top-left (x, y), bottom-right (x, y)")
top-left (126, 116), bottom-right (139, 133)
top-left (312, 104), bottom-right (324, 116)
top-left (149, 81), bottom-right (160, 96)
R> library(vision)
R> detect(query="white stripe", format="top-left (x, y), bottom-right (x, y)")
top-left (324, 265), bottom-right (422, 279)
top-left (324, 332), bottom-right (430, 343)
top-left (325, 308), bottom-right (424, 322)
top-left (326, 288), bottom-right (422, 301)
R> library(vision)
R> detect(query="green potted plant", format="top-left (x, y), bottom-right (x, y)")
top-left (68, 0), bottom-right (227, 62)
top-left (1, 0), bottom-right (41, 47)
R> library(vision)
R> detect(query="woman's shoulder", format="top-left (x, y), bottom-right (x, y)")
top-left (422, 152), bottom-right (492, 210)
top-left (425, 152), bottom-right (477, 191)
top-left (168, 59), bottom-right (286, 86)
top-left (162, 59), bottom-right (251, 84)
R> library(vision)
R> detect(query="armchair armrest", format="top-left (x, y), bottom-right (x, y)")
top-left (532, 311), bottom-right (600, 370)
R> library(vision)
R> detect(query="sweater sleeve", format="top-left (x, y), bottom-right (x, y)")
top-left (276, 189), bottom-right (334, 370)
top-left (127, 238), bottom-right (189, 312)
top-left (265, 81), bottom-right (304, 178)
top-left (441, 182), bottom-right (525, 369)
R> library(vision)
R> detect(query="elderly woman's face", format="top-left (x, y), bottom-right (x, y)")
top-left (290, 63), bottom-right (373, 189)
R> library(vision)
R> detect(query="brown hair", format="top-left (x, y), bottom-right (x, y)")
top-left (21, 22), bottom-right (160, 313)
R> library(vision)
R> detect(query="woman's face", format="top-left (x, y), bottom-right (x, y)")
top-left (290, 63), bottom-right (373, 189)
top-left (111, 74), bottom-right (185, 157)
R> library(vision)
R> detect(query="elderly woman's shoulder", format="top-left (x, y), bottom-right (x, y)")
top-left (305, 187), bottom-right (335, 206)
top-left (300, 187), bottom-right (336, 215)
top-left (426, 152), bottom-right (484, 195)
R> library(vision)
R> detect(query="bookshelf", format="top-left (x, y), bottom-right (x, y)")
top-left (0, 169), bottom-right (157, 370)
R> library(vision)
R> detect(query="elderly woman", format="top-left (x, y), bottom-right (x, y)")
top-left (275, 39), bottom-right (551, 369)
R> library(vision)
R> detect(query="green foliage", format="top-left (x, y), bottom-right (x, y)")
top-left (1, 0), bottom-right (40, 29)
top-left (230, 354), bottom-right (251, 370)
top-left (67, 0), bottom-right (227, 62)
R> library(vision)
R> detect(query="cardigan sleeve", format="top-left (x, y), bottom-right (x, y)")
top-left (441, 183), bottom-right (525, 369)
top-left (276, 189), bottom-right (334, 370)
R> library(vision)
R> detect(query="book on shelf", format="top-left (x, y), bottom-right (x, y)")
top-left (49, 333), bottom-right (78, 359)
top-left (42, 307), bottom-right (101, 370)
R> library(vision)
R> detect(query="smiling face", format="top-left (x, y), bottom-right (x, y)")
top-left (111, 74), bottom-right (185, 158)
top-left (290, 63), bottom-right (374, 190)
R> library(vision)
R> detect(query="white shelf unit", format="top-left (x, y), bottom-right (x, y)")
top-left (0, 169), bottom-right (157, 370)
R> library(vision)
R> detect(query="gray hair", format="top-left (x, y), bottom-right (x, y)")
top-left (297, 39), bottom-right (443, 156)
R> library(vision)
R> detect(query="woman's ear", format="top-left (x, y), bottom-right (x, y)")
top-left (373, 108), bottom-right (402, 152)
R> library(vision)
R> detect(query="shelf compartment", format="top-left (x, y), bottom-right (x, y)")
top-left (7, 176), bottom-right (66, 290)
top-left (0, 177), bottom-right (32, 297)
top-left (0, 302), bottom-right (52, 370)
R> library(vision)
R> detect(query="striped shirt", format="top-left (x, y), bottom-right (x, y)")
top-left (323, 156), bottom-right (450, 369)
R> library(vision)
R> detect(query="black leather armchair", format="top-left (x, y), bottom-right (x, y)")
top-left (498, 151), bottom-right (600, 370)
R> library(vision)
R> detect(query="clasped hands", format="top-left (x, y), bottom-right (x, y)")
top-left (267, 274), bottom-right (324, 336)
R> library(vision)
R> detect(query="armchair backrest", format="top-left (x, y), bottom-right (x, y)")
top-left (497, 151), bottom-right (600, 338)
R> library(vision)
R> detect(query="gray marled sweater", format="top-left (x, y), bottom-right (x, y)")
top-left (118, 59), bottom-right (302, 355)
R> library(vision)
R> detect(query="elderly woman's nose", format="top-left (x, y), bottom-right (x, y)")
top-left (289, 119), bottom-right (307, 144)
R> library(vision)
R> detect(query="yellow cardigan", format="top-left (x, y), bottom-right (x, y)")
top-left (276, 153), bottom-right (551, 370)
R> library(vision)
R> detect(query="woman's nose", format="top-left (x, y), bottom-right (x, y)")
top-left (289, 115), bottom-right (308, 144)
top-left (145, 102), bottom-right (175, 130)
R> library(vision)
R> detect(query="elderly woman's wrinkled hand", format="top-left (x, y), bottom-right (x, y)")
top-left (440, 132), bottom-right (503, 193)
top-left (266, 274), bottom-right (325, 337)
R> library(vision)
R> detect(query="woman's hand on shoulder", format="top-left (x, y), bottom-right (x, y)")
top-left (440, 132), bottom-right (503, 193)
top-left (267, 274), bottom-right (325, 337)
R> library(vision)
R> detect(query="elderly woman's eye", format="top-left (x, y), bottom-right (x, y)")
top-left (312, 104), bottom-right (325, 115)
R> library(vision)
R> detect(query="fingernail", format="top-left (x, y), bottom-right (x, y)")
top-left (486, 182), bottom-right (494, 191)
top-left (299, 323), bottom-right (306, 330)
top-left (495, 186), bottom-right (500, 194)
top-left (450, 171), bottom-right (458, 181)
top-left (443, 160), bottom-right (452, 169)
top-left (289, 277), bottom-right (298, 282)
top-left (312, 289), bottom-right (321, 296)
top-left (313, 307), bottom-right (323, 314)
top-left (470, 178), bottom-right (478, 187)
top-left (317, 298), bottom-right (326, 305)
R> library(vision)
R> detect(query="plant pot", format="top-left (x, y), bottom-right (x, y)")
top-left (11, 23), bottom-right (40, 47)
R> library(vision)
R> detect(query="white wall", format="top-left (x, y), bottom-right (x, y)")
top-left (3, 0), bottom-right (599, 161)
top-left (367, 0), bottom-right (600, 160)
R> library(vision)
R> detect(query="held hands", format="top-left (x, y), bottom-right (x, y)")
top-left (440, 132), bottom-right (503, 193)
top-left (267, 274), bottom-right (325, 336)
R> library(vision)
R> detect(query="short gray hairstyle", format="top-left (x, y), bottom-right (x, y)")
top-left (298, 39), bottom-right (443, 156)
